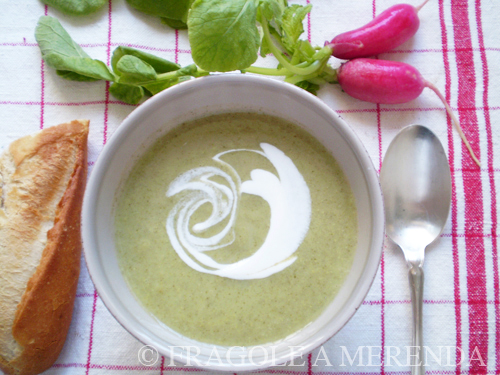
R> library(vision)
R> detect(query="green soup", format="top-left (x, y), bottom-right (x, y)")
top-left (114, 112), bottom-right (357, 346)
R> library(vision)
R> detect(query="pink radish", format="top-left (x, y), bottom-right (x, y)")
top-left (326, 0), bottom-right (429, 60)
top-left (337, 58), bottom-right (480, 167)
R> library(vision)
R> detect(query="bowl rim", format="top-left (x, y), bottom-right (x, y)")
top-left (82, 73), bottom-right (384, 371)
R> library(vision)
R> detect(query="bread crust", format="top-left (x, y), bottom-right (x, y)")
top-left (0, 120), bottom-right (89, 375)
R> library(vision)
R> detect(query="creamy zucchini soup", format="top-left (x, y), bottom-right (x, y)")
top-left (114, 112), bottom-right (357, 346)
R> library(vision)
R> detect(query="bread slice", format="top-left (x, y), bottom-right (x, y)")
top-left (0, 120), bottom-right (89, 375)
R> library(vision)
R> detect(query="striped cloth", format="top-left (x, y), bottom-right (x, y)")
top-left (0, 0), bottom-right (499, 374)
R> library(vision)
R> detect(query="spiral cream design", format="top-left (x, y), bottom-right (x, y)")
top-left (166, 143), bottom-right (311, 280)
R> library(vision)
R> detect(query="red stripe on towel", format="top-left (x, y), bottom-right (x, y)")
top-left (103, 0), bottom-right (113, 145)
top-left (451, 1), bottom-right (488, 374)
top-left (438, 1), bottom-right (462, 373)
top-left (85, 290), bottom-right (98, 374)
top-left (475, 0), bottom-right (500, 372)
top-left (39, 5), bottom-right (48, 130)
top-left (175, 29), bottom-right (179, 64)
top-left (370, 0), bottom-right (386, 372)
top-left (86, 2), bottom-right (113, 373)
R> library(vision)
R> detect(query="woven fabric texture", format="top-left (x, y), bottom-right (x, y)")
top-left (0, 0), bottom-right (499, 374)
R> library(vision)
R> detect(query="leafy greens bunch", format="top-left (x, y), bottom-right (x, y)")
top-left (126, 0), bottom-right (194, 29)
top-left (35, 16), bottom-right (208, 104)
top-left (35, 0), bottom-right (337, 105)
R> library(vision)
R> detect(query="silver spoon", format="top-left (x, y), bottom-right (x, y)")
top-left (380, 125), bottom-right (451, 375)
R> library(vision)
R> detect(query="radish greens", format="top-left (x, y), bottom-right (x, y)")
top-left (35, 0), bottom-right (334, 104)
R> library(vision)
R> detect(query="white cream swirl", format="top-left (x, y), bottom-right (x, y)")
top-left (166, 143), bottom-right (311, 280)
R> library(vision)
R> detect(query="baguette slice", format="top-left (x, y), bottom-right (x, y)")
top-left (0, 120), bottom-right (89, 375)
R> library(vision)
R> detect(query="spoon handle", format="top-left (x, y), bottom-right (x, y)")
top-left (408, 263), bottom-right (425, 375)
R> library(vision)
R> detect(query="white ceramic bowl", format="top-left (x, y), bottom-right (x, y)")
top-left (82, 74), bottom-right (384, 371)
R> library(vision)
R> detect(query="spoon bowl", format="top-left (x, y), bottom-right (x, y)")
top-left (381, 125), bottom-right (451, 255)
top-left (380, 124), bottom-right (451, 374)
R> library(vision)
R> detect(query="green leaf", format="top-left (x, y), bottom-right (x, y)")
top-left (109, 82), bottom-right (144, 105)
top-left (188, 0), bottom-right (260, 72)
top-left (111, 46), bottom-right (179, 75)
top-left (40, 0), bottom-right (107, 15)
top-left (142, 80), bottom-right (176, 95)
top-left (115, 55), bottom-right (157, 84)
top-left (289, 42), bottom-right (314, 66)
top-left (35, 16), bottom-right (91, 59)
top-left (175, 64), bottom-right (202, 77)
top-left (258, 0), bottom-right (285, 21)
top-left (36, 16), bottom-right (115, 81)
top-left (126, 0), bottom-right (193, 22)
top-left (259, 23), bottom-right (281, 57)
top-left (143, 76), bottom-right (191, 95)
top-left (161, 17), bottom-right (188, 30)
top-left (295, 80), bottom-right (319, 95)
top-left (299, 39), bottom-right (316, 58)
top-left (56, 70), bottom-right (100, 81)
top-left (142, 64), bottom-right (206, 95)
top-left (44, 53), bottom-right (115, 81)
top-left (280, 4), bottom-right (312, 52)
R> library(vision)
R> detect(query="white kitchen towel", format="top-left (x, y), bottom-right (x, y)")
top-left (0, 0), bottom-right (499, 374)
